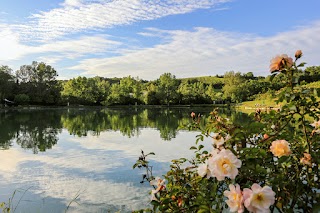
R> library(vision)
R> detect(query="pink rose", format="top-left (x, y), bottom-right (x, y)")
top-left (224, 184), bottom-right (244, 213)
top-left (270, 139), bottom-right (291, 157)
top-left (243, 183), bottom-right (275, 213)
top-left (269, 54), bottom-right (293, 73)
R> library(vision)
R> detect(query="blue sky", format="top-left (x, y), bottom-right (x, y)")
top-left (0, 0), bottom-right (320, 80)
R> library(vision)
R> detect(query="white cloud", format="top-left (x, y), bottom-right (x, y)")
top-left (37, 55), bottom-right (65, 65)
top-left (0, 149), bottom-right (28, 174)
top-left (0, 31), bottom-right (121, 67)
top-left (25, 0), bottom-right (230, 41)
top-left (67, 129), bottom-right (206, 162)
top-left (0, 148), bottom-right (150, 212)
top-left (71, 21), bottom-right (320, 79)
top-left (28, 167), bottom-right (151, 212)
top-left (33, 35), bottom-right (121, 58)
top-left (2, 19), bottom-right (320, 79)
top-left (62, 0), bottom-right (84, 8)
top-left (2, 0), bottom-right (319, 80)
top-left (0, 24), bottom-right (29, 63)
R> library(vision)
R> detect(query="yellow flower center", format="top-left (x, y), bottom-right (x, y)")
top-left (252, 193), bottom-right (265, 205)
top-left (256, 193), bottom-right (264, 201)
top-left (232, 193), bottom-right (238, 201)
top-left (219, 159), bottom-right (232, 174)
top-left (275, 146), bottom-right (285, 154)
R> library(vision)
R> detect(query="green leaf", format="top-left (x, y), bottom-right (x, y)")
top-left (133, 163), bottom-right (139, 169)
top-left (198, 144), bottom-right (204, 150)
top-left (179, 158), bottom-right (187, 163)
top-left (269, 73), bottom-right (277, 82)
top-left (197, 205), bottom-right (210, 213)
top-left (161, 197), bottom-right (171, 205)
top-left (147, 152), bottom-right (155, 156)
top-left (196, 135), bottom-right (204, 144)
top-left (297, 62), bottom-right (306, 67)
top-left (151, 200), bottom-right (159, 206)
top-left (289, 105), bottom-right (297, 111)
top-left (278, 156), bottom-right (290, 164)
top-left (202, 151), bottom-right (208, 155)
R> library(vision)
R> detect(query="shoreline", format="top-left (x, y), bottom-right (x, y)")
top-left (0, 104), bottom-right (231, 112)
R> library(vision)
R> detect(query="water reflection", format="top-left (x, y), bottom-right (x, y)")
top-left (60, 108), bottom-right (187, 140)
top-left (0, 107), bottom-right (251, 212)
top-left (0, 108), bottom-right (252, 152)
top-left (0, 110), bottom-right (63, 153)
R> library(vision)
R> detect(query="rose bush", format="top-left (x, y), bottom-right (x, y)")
top-left (134, 51), bottom-right (320, 212)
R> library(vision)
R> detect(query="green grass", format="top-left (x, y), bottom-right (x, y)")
top-left (236, 99), bottom-right (279, 114)
top-left (237, 81), bottom-right (320, 113)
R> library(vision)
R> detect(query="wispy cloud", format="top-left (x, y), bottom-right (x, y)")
top-left (0, 24), bottom-right (29, 62)
top-left (22, 0), bottom-right (230, 41)
top-left (1, 0), bottom-right (231, 68)
top-left (1, 0), bottom-right (319, 80)
top-left (70, 21), bottom-right (320, 79)
top-left (33, 35), bottom-right (121, 58)
top-left (61, 0), bottom-right (85, 8)
top-left (0, 30), bottom-right (121, 65)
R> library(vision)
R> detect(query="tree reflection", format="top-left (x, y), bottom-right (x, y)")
top-left (16, 126), bottom-right (60, 154)
top-left (61, 109), bottom-right (144, 137)
top-left (0, 110), bottom-right (17, 149)
top-left (0, 110), bottom-right (63, 153)
top-left (60, 108), bottom-right (195, 140)
top-left (0, 107), bottom-right (252, 153)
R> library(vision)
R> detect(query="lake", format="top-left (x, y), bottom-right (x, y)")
top-left (0, 107), bottom-right (250, 213)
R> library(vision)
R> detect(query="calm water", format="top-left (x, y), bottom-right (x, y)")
top-left (0, 107), bottom-right (250, 213)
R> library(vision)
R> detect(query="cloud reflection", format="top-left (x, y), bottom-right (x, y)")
top-left (0, 127), bottom-right (213, 212)
top-left (67, 128), bottom-right (212, 162)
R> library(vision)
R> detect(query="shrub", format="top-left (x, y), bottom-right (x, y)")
top-left (134, 50), bottom-right (320, 212)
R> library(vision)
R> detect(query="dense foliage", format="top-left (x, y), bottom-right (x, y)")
top-left (0, 62), bottom-right (61, 105)
top-left (1, 60), bottom-right (320, 106)
top-left (133, 51), bottom-right (320, 212)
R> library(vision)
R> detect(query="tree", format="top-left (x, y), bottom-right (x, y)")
top-left (16, 61), bottom-right (58, 83)
top-left (301, 66), bottom-right (320, 83)
top-left (62, 76), bottom-right (110, 105)
top-left (177, 81), bottom-right (194, 104)
top-left (105, 76), bottom-right (142, 105)
top-left (243, 71), bottom-right (254, 79)
top-left (178, 81), bottom-right (211, 104)
top-left (132, 78), bottom-right (143, 102)
top-left (0, 65), bottom-right (15, 103)
top-left (15, 61), bottom-right (60, 104)
top-left (205, 84), bottom-right (216, 102)
top-left (94, 77), bottom-right (111, 104)
top-left (144, 83), bottom-right (160, 105)
top-left (157, 73), bottom-right (179, 105)
top-left (222, 71), bottom-right (244, 102)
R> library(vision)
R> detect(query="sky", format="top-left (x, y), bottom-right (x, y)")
top-left (0, 0), bottom-right (320, 80)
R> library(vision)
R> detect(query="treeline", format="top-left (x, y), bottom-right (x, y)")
top-left (0, 62), bottom-right (60, 105)
top-left (1, 62), bottom-right (320, 106)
